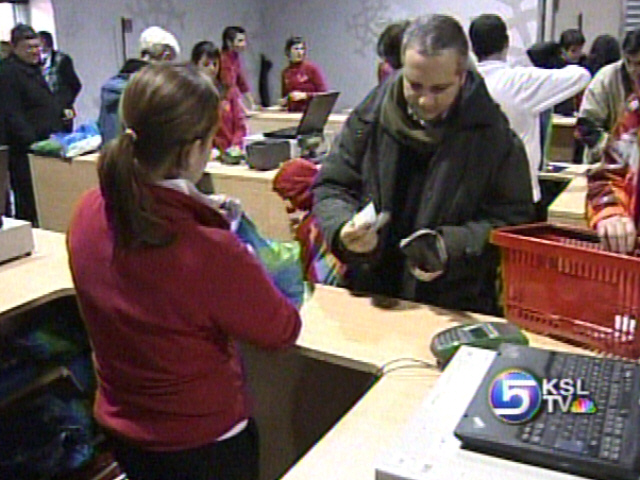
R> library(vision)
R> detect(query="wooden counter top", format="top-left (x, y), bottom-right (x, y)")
top-left (0, 229), bottom-right (74, 320)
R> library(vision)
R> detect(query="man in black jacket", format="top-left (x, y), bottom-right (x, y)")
top-left (0, 24), bottom-right (65, 225)
top-left (38, 31), bottom-right (82, 133)
top-left (313, 15), bottom-right (534, 315)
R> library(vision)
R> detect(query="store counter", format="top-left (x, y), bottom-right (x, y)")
top-left (3, 230), bottom-right (592, 480)
top-left (29, 154), bottom-right (292, 241)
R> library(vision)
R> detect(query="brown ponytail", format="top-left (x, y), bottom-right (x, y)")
top-left (98, 132), bottom-right (175, 249)
top-left (97, 64), bottom-right (220, 249)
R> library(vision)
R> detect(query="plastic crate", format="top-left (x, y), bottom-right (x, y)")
top-left (491, 223), bottom-right (640, 358)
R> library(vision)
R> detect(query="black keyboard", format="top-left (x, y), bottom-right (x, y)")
top-left (518, 353), bottom-right (637, 463)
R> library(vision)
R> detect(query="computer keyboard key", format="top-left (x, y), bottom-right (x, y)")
top-left (555, 439), bottom-right (584, 453)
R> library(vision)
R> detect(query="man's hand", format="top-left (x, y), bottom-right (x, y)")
top-left (400, 229), bottom-right (448, 282)
top-left (62, 109), bottom-right (75, 120)
top-left (597, 215), bottom-right (637, 253)
top-left (339, 220), bottom-right (378, 254)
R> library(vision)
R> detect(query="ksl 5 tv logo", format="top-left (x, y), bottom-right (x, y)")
top-left (489, 369), bottom-right (597, 424)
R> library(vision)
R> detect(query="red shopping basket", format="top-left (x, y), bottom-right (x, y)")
top-left (491, 223), bottom-right (640, 358)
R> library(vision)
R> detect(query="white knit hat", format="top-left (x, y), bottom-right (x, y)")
top-left (138, 26), bottom-right (181, 56)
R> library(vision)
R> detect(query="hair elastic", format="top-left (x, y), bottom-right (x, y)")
top-left (124, 128), bottom-right (138, 142)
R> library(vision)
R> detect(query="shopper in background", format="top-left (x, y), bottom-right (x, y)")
top-left (469, 14), bottom-right (590, 219)
top-left (68, 64), bottom-right (301, 480)
top-left (38, 31), bottom-right (82, 132)
top-left (191, 40), bottom-right (246, 152)
top-left (376, 21), bottom-right (410, 84)
top-left (584, 34), bottom-right (621, 76)
top-left (578, 28), bottom-right (640, 164)
top-left (0, 41), bottom-right (12, 65)
top-left (0, 23), bottom-right (65, 225)
top-left (220, 26), bottom-right (255, 115)
top-left (98, 26), bottom-right (180, 144)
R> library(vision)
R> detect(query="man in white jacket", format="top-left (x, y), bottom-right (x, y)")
top-left (469, 14), bottom-right (591, 219)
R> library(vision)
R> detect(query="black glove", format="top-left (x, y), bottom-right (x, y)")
top-left (399, 229), bottom-right (448, 282)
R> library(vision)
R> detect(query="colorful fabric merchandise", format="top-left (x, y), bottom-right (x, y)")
top-left (273, 158), bottom-right (346, 285)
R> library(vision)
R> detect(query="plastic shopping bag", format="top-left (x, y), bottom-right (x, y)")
top-left (234, 214), bottom-right (305, 309)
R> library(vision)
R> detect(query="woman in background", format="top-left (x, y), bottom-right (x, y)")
top-left (585, 34), bottom-right (621, 76)
top-left (220, 26), bottom-right (255, 115)
top-left (192, 40), bottom-right (246, 152)
top-left (376, 21), bottom-right (409, 84)
top-left (280, 36), bottom-right (327, 112)
top-left (67, 64), bottom-right (301, 480)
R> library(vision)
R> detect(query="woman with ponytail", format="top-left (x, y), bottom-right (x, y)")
top-left (67, 64), bottom-right (301, 480)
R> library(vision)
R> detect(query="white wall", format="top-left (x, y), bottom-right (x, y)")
top-left (30, 0), bottom-right (57, 40)
top-left (51, 0), bottom-right (267, 124)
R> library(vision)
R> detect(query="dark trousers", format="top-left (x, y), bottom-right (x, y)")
top-left (8, 147), bottom-right (38, 226)
top-left (108, 418), bottom-right (259, 480)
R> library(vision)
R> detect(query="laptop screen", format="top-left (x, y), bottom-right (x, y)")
top-left (297, 91), bottom-right (340, 135)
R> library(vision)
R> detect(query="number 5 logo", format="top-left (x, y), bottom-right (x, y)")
top-left (489, 370), bottom-right (542, 424)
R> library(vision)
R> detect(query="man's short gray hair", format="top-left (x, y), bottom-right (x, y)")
top-left (401, 14), bottom-right (470, 71)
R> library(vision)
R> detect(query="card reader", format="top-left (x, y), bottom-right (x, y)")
top-left (430, 322), bottom-right (528, 369)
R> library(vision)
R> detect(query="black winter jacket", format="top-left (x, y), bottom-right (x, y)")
top-left (313, 71), bottom-right (534, 315)
top-left (0, 55), bottom-right (63, 148)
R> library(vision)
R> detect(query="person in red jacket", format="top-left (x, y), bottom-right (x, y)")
top-left (280, 36), bottom-right (328, 112)
top-left (586, 92), bottom-right (640, 253)
top-left (219, 26), bottom-right (255, 116)
top-left (191, 40), bottom-right (246, 152)
top-left (67, 64), bottom-right (301, 480)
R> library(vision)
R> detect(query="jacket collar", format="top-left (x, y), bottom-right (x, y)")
top-left (147, 183), bottom-right (230, 230)
top-left (8, 54), bottom-right (44, 75)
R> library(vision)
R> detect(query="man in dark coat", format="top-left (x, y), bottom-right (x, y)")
top-left (38, 31), bottom-right (82, 132)
top-left (0, 24), bottom-right (65, 225)
top-left (313, 15), bottom-right (535, 315)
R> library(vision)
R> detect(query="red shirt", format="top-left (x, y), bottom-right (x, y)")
top-left (220, 50), bottom-right (250, 95)
top-left (281, 60), bottom-right (327, 112)
top-left (67, 186), bottom-right (301, 451)
top-left (214, 88), bottom-right (247, 151)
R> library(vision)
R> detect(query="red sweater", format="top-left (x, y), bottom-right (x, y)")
top-left (214, 88), bottom-right (247, 151)
top-left (67, 186), bottom-right (301, 451)
top-left (281, 60), bottom-right (327, 112)
top-left (220, 50), bottom-right (250, 95)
